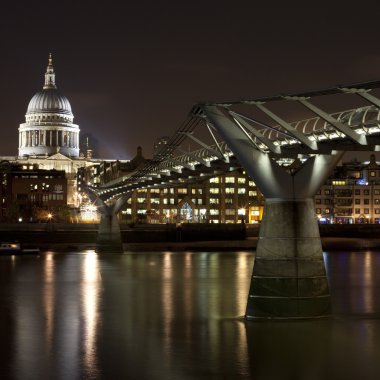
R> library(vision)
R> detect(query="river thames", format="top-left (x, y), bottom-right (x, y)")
top-left (0, 250), bottom-right (380, 380)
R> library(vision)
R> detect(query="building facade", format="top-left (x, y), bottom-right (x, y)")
top-left (0, 55), bottom-right (101, 209)
top-left (0, 161), bottom-right (67, 222)
top-left (120, 169), bottom-right (264, 224)
top-left (315, 154), bottom-right (380, 224)
top-left (18, 54), bottom-right (80, 158)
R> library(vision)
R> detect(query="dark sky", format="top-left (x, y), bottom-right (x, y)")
top-left (1, 0), bottom-right (380, 159)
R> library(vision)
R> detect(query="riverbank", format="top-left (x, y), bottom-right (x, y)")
top-left (123, 237), bottom-right (380, 252)
top-left (2, 223), bottom-right (380, 252)
top-left (29, 237), bottom-right (380, 252)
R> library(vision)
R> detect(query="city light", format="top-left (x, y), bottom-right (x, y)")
top-left (80, 203), bottom-right (99, 222)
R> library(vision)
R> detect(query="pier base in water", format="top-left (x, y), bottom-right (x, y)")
top-left (96, 213), bottom-right (123, 253)
top-left (246, 199), bottom-right (330, 319)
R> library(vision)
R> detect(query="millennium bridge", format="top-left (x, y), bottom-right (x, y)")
top-left (88, 80), bottom-right (380, 319)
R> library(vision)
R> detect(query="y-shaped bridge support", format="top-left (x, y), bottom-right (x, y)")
top-left (93, 194), bottom-right (131, 253)
top-left (96, 207), bottom-right (123, 253)
top-left (203, 105), bottom-right (344, 319)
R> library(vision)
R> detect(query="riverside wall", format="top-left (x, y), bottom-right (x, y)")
top-left (0, 223), bottom-right (380, 251)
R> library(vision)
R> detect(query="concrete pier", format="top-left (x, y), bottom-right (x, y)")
top-left (96, 213), bottom-right (123, 253)
top-left (246, 199), bottom-right (330, 319)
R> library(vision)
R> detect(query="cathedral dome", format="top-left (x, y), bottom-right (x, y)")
top-left (27, 89), bottom-right (73, 115)
top-left (19, 54), bottom-right (80, 158)
top-left (26, 54), bottom-right (73, 116)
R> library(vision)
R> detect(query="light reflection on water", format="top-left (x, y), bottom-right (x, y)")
top-left (82, 252), bottom-right (101, 378)
top-left (0, 251), bottom-right (380, 379)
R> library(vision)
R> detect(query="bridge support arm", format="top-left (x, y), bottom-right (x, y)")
top-left (202, 104), bottom-right (344, 319)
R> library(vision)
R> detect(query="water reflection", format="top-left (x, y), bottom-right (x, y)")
top-left (43, 253), bottom-right (54, 350)
top-left (81, 251), bottom-right (101, 378)
top-left (1, 251), bottom-right (380, 379)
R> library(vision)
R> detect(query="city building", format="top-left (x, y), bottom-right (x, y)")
top-left (18, 54), bottom-right (80, 158)
top-left (315, 154), bottom-right (380, 224)
top-left (0, 55), bottom-right (102, 208)
top-left (120, 168), bottom-right (264, 224)
top-left (0, 161), bottom-right (67, 222)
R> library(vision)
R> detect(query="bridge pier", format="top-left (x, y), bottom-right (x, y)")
top-left (247, 198), bottom-right (329, 319)
top-left (96, 212), bottom-right (123, 253)
top-left (202, 105), bottom-right (344, 319)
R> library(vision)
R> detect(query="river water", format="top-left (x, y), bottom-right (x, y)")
top-left (0, 250), bottom-right (380, 380)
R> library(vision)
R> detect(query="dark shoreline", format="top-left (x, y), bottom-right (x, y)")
top-left (28, 237), bottom-right (380, 252)
top-left (1, 223), bottom-right (380, 252)
top-left (123, 237), bottom-right (380, 252)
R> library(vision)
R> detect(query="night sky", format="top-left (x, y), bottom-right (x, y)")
top-left (1, 1), bottom-right (380, 159)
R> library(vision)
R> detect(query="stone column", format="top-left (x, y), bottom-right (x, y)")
top-left (96, 212), bottom-right (123, 253)
top-left (246, 198), bottom-right (329, 319)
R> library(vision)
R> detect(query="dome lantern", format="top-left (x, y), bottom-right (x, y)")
top-left (43, 53), bottom-right (57, 90)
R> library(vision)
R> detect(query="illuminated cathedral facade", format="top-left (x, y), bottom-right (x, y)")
top-left (18, 54), bottom-right (80, 158)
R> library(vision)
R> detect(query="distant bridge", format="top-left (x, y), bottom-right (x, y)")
top-left (89, 80), bottom-right (380, 320)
